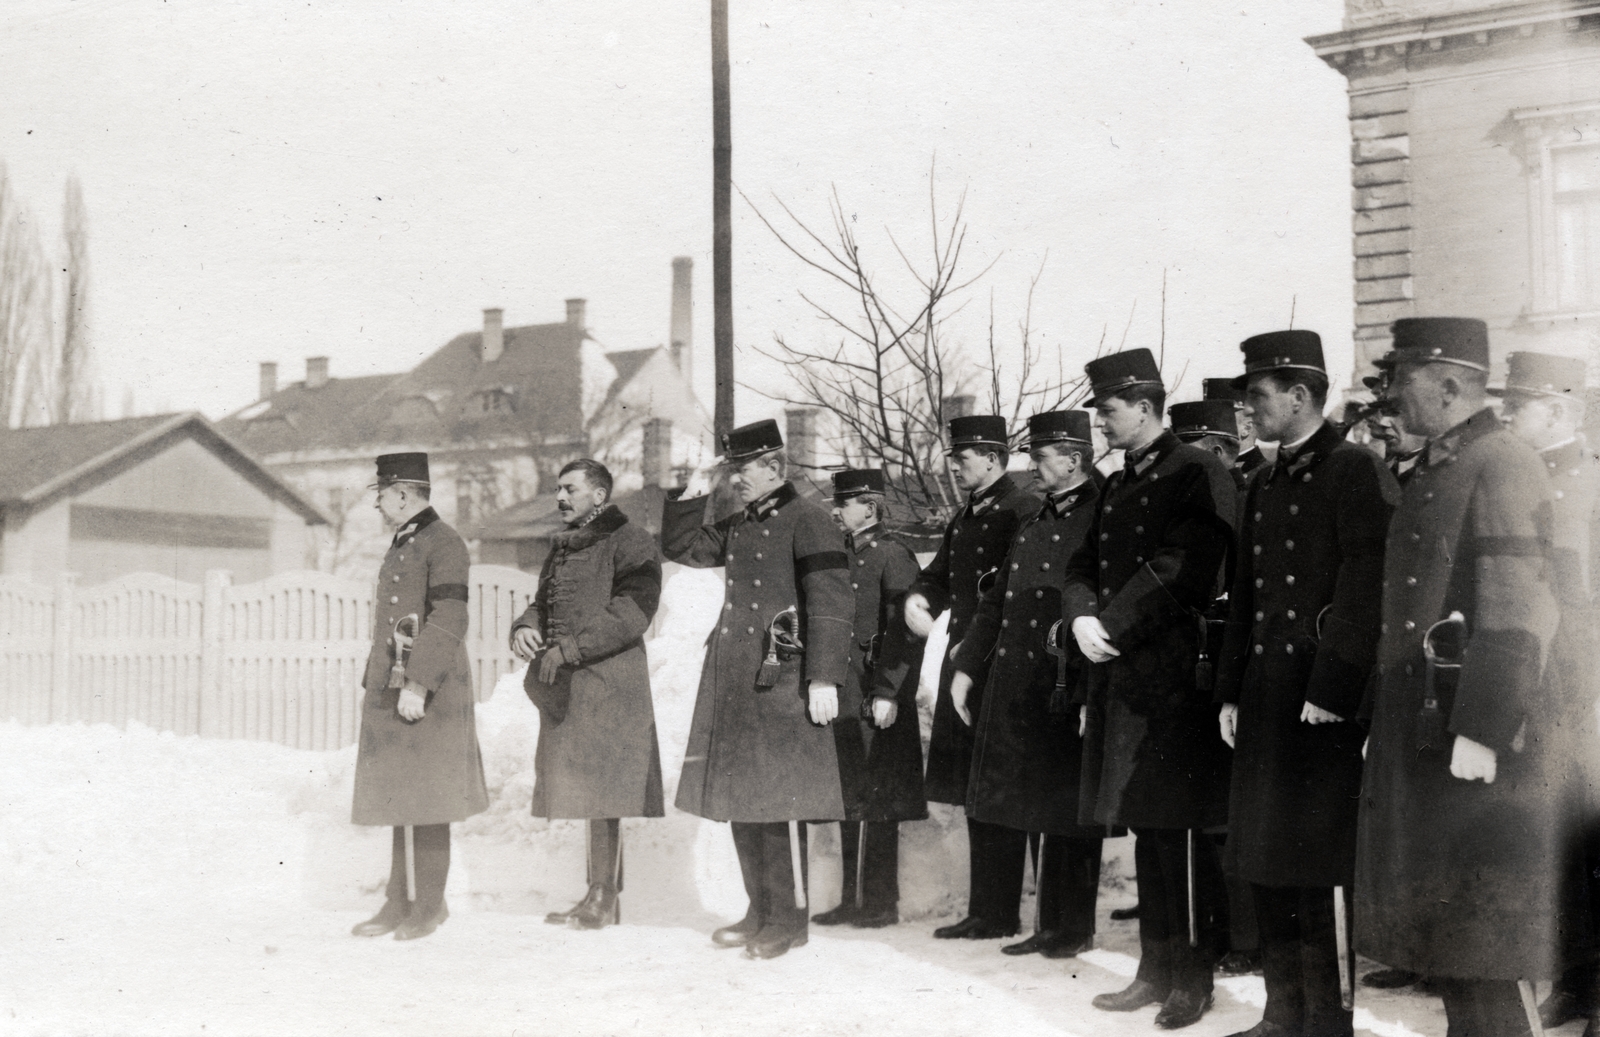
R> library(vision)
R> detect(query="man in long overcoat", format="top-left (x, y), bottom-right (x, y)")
top-left (949, 410), bottom-right (1107, 960)
top-left (1356, 317), bottom-right (1563, 1036)
top-left (810, 469), bottom-right (928, 930)
top-left (1215, 331), bottom-right (1398, 1037)
top-left (896, 414), bottom-right (1041, 940)
top-left (511, 458), bottom-right (664, 931)
top-left (350, 452), bottom-right (489, 941)
top-left (661, 419), bottom-right (852, 960)
top-left (1064, 348), bottom-right (1237, 1030)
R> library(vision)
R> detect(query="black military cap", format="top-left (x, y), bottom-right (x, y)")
top-left (1170, 400), bottom-right (1240, 442)
top-left (1026, 410), bottom-right (1093, 449)
top-left (371, 452), bottom-right (430, 488)
top-left (720, 419), bottom-right (784, 463)
top-left (1202, 378), bottom-right (1245, 405)
top-left (947, 414), bottom-right (1009, 452)
top-left (1375, 317), bottom-right (1489, 372)
top-left (1492, 351), bottom-right (1587, 400)
top-left (1229, 330), bottom-right (1326, 389)
top-left (1084, 348), bottom-right (1163, 402)
top-left (832, 468), bottom-right (885, 499)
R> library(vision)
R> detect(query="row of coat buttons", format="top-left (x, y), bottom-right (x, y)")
top-left (1254, 609), bottom-right (1299, 621)
top-left (1004, 589), bottom-right (1049, 599)
top-left (1010, 562), bottom-right (1052, 571)
top-left (1253, 644), bottom-right (1299, 654)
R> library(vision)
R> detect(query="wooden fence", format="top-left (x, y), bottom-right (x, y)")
top-left (0, 565), bottom-right (537, 750)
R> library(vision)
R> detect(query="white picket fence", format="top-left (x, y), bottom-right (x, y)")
top-left (0, 565), bottom-right (538, 750)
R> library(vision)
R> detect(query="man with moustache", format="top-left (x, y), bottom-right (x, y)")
top-left (1215, 331), bottom-right (1398, 1037)
top-left (1065, 348), bottom-right (1237, 1030)
top-left (948, 410), bottom-right (1107, 959)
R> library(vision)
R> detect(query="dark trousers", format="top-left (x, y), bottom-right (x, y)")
top-left (384, 823), bottom-right (450, 916)
top-left (731, 821), bottom-right (809, 937)
top-left (837, 820), bottom-right (899, 911)
top-left (1436, 979), bottom-right (1534, 1037)
top-left (1214, 831), bottom-right (1259, 953)
top-left (1132, 827), bottom-right (1228, 997)
top-left (585, 818), bottom-right (623, 893)
top-left (1036, 834), bottom-right (1103, 940)
top-left (1253, 884), bottom-right (1352, 1037)
top-left (968, 817), bottom-right (1028, 926)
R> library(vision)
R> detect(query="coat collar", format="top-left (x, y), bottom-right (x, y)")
top-left (1120, 430), bottom-right (1179, 482)
top-left (1041, 477), bottom-right (1098, 519)
top-left (967, 473), bottom-right (1016, 516)
top-left (744, 480), bottom-right (798, 522)
top-left (553, 503), bottom-right (629, 551)
top-left (391, 506), bottom-right (439, 548)
top-left (846, 520), bottom-right (884, 552)
top-left (1236, 445), bottom-right (1266, 474)
top-left (1424, 407), bottom-right (1502, 470)
top-left (1265, 421), bottom-right (1341, 483)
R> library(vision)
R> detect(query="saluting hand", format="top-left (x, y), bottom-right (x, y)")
top-left (1449, 734), bottom-right (1498, 784)
top-left (950, 671), bottom-right (974, 727)
top-left (903, 593), bottom-right (935, 640)
top-left (1071, 616), bottom-right (1121, 664)
top-left (1218, 703), bottom-right (1238, 748)
top-left (397, 682), bottom-right (427, 722)
top-left (682, 462), bottom-right (717, 499)
top-left (871, 697), bottom-right (898, 729)
top-left (510, 626), bottom-right (543, 662)
top-left (538, 643), bottom-right (566, 685)
top-left (807, 682), bottom-right (839, 725)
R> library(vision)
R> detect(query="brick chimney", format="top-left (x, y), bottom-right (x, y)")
top-left (482, 308), bottom-right (504, 363)
top-left (670, 257), bottom-right (693, 384)
top-left (306, 357), bottom-right (330, 390)
top-left (785, 407), bottom-right (821, 471)
top-left (565, 298), bottom-right (587, 330)
top-left (942, 394), bottom-right (976, 420)
top-left (642, 417), bottom-right (673, 488)
top-left (258, 362), bottom-right (278, 401)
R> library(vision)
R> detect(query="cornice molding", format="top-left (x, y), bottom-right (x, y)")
top-left (1307, 1), bottom-right (1600, 75)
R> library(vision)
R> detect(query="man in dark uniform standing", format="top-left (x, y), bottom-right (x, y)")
top-left (1205, 378), bottom-right (1267, 478)
top-left (1065, 348), bottom-right (1237, 1030)
top-left (949, 410), bottom-right (1107, 959)
top-left (897, 414), bottom-right (1041, 940)
top-left (662, 419), bottom-right (853, 960)
top-left (1215, 331), bottom-right (1398, 1037)
top-left (811, 469), bottom-right (928, 930)
top-left (350, 452), bottom-right (489, 941)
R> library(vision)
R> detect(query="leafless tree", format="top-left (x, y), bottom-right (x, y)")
top-left (50, 175), bottom-right (92, 424)
top-left (0, 164), bottom-right (49, 428)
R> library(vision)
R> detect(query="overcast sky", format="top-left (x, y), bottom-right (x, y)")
top-left (0, 0), bottom-right (1351, 424)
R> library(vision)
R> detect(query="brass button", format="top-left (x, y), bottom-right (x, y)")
top-left (1101, 533), bottom-right (1109, 541)
top-left (1255, 578), bottom-right (1264, 588)
top-left (1141, 496), bottom-right (1149, 505)
top-left (1040, 562), bottom-right (1050, 571)
top-left (753, 579), bottom-right (762, 586)
top-left (1410, 532), bottom-right (1421, 543)
top-left (852, 582), bottom-right (859, 590)
top-left (1405, 664), bottom-right (1414, 676)
top-left (998, 647), bottom-right (1007, 657)
top-left (1101, 560), bottom-right (1109, 569)
top-left (982, 524), bottom-right (989, 531)
top-left (1011, 563), bottom-right (1020, 571)
top-left (1255, 512), bottom-right (1262, 521)
top-left (857, 559), bottom-right (866, 566)
top-left (1287, 610), bottom-right (1297, 620)
top-left (389, 595), bottom-right (399, 604)
top-left (976, 547), bottom-right (985, 555)
top-left (1406, 576), bottom-right (1417, 586)
top-left (1288, 505), bottom-right (1298, 515)
top-left (1002, 620), bottom-right (1010, 628)
top-left (1285, 575), bottom-right (1295, 586)
top-left (1102, 588), bottom-right (1111, 597)
top-left (1254, 644), bottom-right (1264, 655)
top-left (756, 552), bottom-right (763, 560)
top-left (1404, 620), bottom-right (1415, 632)
top-left (762, 530), bottom-right (770, 537)
top-left (1381, 623), bottom-right (1388, 634)
top-left (1285, 644), bottom-right (1295, 655)
top-left (1135, 525), bottom-right (1144, 534)
top-left (722, 627), bottom-right (730, 635)
top-left (1035, 590), bottom-right (1044, 599)
top-left (1052, 534), bottom-right (1061, 542)
top-left (1005, 591), bottom-right (1014, 599)
top-left (727, 578), bottom-right (734, 586)
top-left (747, 627), bottom-right (756, 635)
top-left (751, 603), bottom-right (760, 610)
top-left (398, 554), bottom-right (405, 561)
top-left (1285, 540), bottom-right (1294, 550)
top-left (1255, 611), bottom-right (1264, 621)
top-left (393, 575), bottom-right (400, 582)
top-left (1253, 545), bottom-right (1261, 556)
top-left (1019, 537), bottom-right (1027, 544)
top-left (1030, 619), bottom-right (1038, 628)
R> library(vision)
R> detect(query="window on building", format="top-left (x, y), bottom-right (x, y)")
top-left (1512, 103), bottom-right (1600, 317)
top-left (473, 388), bottom-right (515, 415)
top-left (1553, 143), bottom-right (1600, 310)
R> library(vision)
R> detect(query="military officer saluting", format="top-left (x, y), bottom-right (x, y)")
top-left (350, 452), bottom-right (489, 941)
top-left (895, 414), bottom-right (1041, 941)
top-left (949, 410), bottom-right (1108, 960)
top-left (1216, 330), bottom-right (1398, 1037)
top-left (662, 419), bottom-right (853, 960)
top-left (811, 469), bottom-right (928, 930)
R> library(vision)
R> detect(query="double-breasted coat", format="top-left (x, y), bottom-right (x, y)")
top-left (832, 523), bottom-right (928, 823)
top-left (352, 507), bottom-right (490, 826)
top-left (662, 481), bottom-right (852, 822)
top-left (952, 481), bottom-right (1105, 837)
top-left (1062, 432), bottom-right (1236, 830)
top-left (1356, 408), bottom-right (1564, 981)
top-left (1215, 422), bottom-right (1398, 887)
top-left (908, 474), bottom-right (1041, 806)
top-left (513, 505), bottom-right (665, 820)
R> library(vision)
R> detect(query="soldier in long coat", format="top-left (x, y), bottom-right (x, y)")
top-left (949, 410), bottom-right (1107, 960)
top-left (511, 459), bottom-right (664, 931)
top-left (810, 469), bottom-right (928, 930)
top-left (350, 452), bottom-right (489, 941)
top-left (1356, 317), bottom-right (1564, 1036)
top-left (1064, 348), bottom-right (1237, 1030)
top-left (1215, 331), bottom-right (1399, 1037)
top-left (661, 419), bottom-right (853, 960)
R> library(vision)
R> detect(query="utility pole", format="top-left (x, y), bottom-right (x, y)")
top-left (711, 0), bottom-right (734, 440)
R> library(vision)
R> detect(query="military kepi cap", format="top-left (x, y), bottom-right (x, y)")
top-left (372, 452), bottom-right (430, 488)
top-left (1202, 378), bottom-right (1245, 405)
top-left (1493, 351), bottom-right (1587, 399)
top-left (720, 419), bottom-right (784, 463)
top-left (948, 414), bottom-right (1009, 451)
top-left (832, 468), bottom-right (885, 499)
top-left (1375, 317), bottom-right (1489, 372)
top-left (1085, 348), bottom-right (1163, 401)
top-left (1026, 410), bottom-right (1092, 448)
top-left (1170, 401), bottom-right (1240, 442)
top-left (1230, 330), bottom-right (1326, 389)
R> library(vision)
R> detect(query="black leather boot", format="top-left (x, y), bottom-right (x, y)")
top-left (569, 819), bottom-right (622, 930)
top-left (351, 898), bottom-right (409, 937)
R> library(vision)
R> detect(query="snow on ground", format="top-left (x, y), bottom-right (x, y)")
top-left (0, 567), bottom-right (1549, 1036)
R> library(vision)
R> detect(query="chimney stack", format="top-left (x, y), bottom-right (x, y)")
top-left (785, 407), bottom-right (821, 471)
top-left (942, 394), bottom-right (976, 420)
top-left (306, 356), bottom-right (330, 390)
top-left (565, 298), bottom-right (587, 330)
top-left (482, 307), bottom-right (504, 363)
top-left (670, 257), bottom-right (693, 385)
top-left (642, 418), bottom-right (673, 488)
top-left (259, 362), bottom-right (278, 402)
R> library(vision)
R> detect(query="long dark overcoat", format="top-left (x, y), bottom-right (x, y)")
top-left (953, 482), bottom-right (1105, 836)
top-left (352, 507), bottom-right (490, 826)
top-left (1356, 408), bottom-right (1564, 981)
top-left (1215, 422), bottom-right (1397, 887)
top-left (513, 505), bottom-right (665, 820)
top-left (908, 474), bottom-right (1041, 806)
top-left (1062, 432), bottom-right (1236, 830)
top-left (832, 522), bottom-right (928, 823)
top-left (662, 481), bottom-right (852, 822)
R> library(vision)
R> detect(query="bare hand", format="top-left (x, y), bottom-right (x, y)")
top-left (1071, 616), bottom-right (1121, 663)
top-left (1300, 701), bottom-right (1344, 725)
top-left (950, 671), bottom-right (974, 727)
top-left (808, 682), bottom-right (839, 725)
top-left (903, 593), bottom-right (935, 640)
top-left (397, 685), bottom-right (427, 722)
top-left (947, 639), bottom-right (963, 664)
top-left (1219, 703), bottom-right (1238, 748)
top-left (1450, 734), bottom-right (1498, 783)
top-left (538, 643), bottom-right (566, 685)
top-left (871, 697), bottom-right (898, 729)
top-left (682, 463), bottom-right (717, 499)
top-left (1079, 705), bottom-right (1087, 738)
top-left (511, 626), bottom-right (543, 662)
top-left (1362, 736), bottom-right (1368, 761)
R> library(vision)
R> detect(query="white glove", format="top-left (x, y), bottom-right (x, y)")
top-left (1449, 734), bottom-right (1497, 784)
top-left (1071, 615), bottom-right (1121, 663)
top-left (1218, 703), bottom-right (1237, 748)
top-left (807, 682), bottom-right (839, 725)
top-left (903, 593), bottom-right (935, 640)
top-left (950, 671), bottom-right (974, 727)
